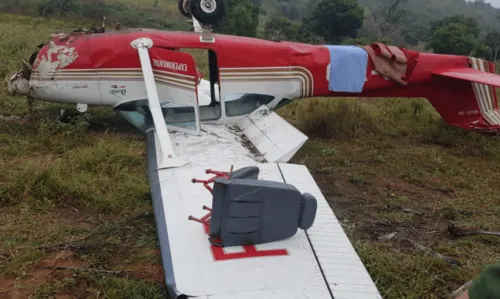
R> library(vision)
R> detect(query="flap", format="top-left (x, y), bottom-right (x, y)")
top-left (236, 106), bottom-right (308, 163)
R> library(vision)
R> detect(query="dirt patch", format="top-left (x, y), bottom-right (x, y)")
top-left (125, 263), bottom-right (164, 283)
top-left (0, 251), bottom-right (88, 298)
top-left (304, 151), bottom-right (463, 256)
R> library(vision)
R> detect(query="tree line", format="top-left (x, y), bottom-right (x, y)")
top-left (1, 0), bottom-right (499, 61)
top-left (217, 0), bottom-right (500, 62)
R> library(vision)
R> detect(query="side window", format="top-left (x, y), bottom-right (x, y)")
top-left (225, 94), bottom-right (275, 117)
top-left (114, 100), bottom-right (198, 133)
top-left (160, 101), bottom-right (198, 130)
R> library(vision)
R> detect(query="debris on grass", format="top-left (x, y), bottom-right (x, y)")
top-left (448, 223), bottom-right (500, 238)
top-left (450, 280), bottom-right (473, 298)
top-left (0, 114), bottom-right (29, 125)
top-left (378, 232), bottom-right (398, 242)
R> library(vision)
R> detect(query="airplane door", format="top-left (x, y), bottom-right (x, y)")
top-left (149, 47), bottom-right (201, 135)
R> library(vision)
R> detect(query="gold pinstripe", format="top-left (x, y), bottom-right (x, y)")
top-left (30, 66), bottom-right (315, 97)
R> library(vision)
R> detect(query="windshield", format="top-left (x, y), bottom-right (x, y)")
top-left (115, 100), bottom-right (198, 133)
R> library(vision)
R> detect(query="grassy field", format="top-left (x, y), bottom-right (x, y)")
top-left (1, 12), bottom-right (500, 299)
top-left (0, 15), bottom-right (165, 298)
top-left (279, 99), bottom-right (500, 298)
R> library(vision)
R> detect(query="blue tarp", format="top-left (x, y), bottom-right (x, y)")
top-left (324, 45), bottom-right (368, 93)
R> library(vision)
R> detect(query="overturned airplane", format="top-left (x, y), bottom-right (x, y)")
top-left (6, 0), bottom-right (500, 297)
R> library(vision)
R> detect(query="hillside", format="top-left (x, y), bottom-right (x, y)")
top-left (358, 0), bottom-right (500, 31)
top-left (2, 0), bottom-right (499, 46)
top-left (260, 0), bottom-right (500, 31)
top-left (2, 0), bottom-right (499, 30)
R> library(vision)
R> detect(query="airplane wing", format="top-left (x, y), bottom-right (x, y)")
top-left (146, 107), bottom-right (382, 299)
top-left (432, 67), bottom-right (500, 87)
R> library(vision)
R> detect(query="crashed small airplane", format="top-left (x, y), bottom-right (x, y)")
top-left (6, 0), bottom-right (500, 297)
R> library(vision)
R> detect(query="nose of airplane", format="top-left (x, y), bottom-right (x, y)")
top-left (6, 71), bottom-right (30, 96)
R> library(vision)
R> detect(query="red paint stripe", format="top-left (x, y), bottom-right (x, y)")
top-left (212, 246), bottom-right (289, 261)
top-left (199, 211), bottom-right (289, 261)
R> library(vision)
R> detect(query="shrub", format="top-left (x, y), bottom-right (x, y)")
top-left (295, 98), bottom-right (379, 139)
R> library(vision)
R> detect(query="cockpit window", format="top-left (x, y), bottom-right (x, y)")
top-left (225, 94), bottom-right (275, 117)
top-left (114, 100), bottom-right (198, 133)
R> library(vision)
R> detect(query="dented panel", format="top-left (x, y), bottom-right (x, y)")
top-left (29, 34), bottom-right (101, 104)
top-left (237, 106), bottom-right (308, 163)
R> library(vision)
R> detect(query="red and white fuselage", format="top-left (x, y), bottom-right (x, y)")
top-left (13, 28), bottom-right (500, 132)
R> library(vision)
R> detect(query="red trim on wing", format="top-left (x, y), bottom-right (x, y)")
top-left (211, 246), bottom-right (289, 262)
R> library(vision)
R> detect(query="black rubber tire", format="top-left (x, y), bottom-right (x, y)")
top-left (178, 0), bottom-right (191, 18)
top-left (189, 0), bottom-right (226, 25)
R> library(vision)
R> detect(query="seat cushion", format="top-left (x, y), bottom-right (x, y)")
top-left (298, 193), bottom-right (317, 230)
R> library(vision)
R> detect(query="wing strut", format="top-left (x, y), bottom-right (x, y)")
top-left (131, 37), bottom-right (187, 169)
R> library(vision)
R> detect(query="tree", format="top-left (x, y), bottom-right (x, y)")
top-left (248, 0), bottom-right (262, 6)
top-left (373, 0), bottom-right (409, 37)
top-left (425, 14), bottom-right (492, 58)
top-left (427, 14), bottom-right (481, 40)
top-left (341, 36), bottom-right (392, 46)
top-left (304, 0), bottom-right (365, 44)
top-left (213, 0), bottom-right (259, 37)
top-left (278, 2), bottom-right (300, 20)
top-left (295, 27), bottom-right (325, 44)
top-left (402, 25), bottom-right (428, 46)
top-left (484, 31), bottom-right (500, 61)
top-left (427, 23), bottom-right (476, 55)
top-left (264, 14), bottom-right (300, 41)
top-left (38, 0), bottom-right (78, 18)
top-left (472, 43), bottom-right (491, 60)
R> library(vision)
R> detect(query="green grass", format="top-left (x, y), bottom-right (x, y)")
top-left (0, 14), bottom-right (163, 297)
top-left (2, 9), bottom-right (500, 299)
top-left (108, 0), bottom-right (178, 12)
top-left (278, 98), bottom-right (500, 298)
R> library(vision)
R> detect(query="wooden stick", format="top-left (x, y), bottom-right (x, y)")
top-left (450, 280), bottom-right (473, 298)
top-left (39, 266), bottom-right (128, 277)
top-left (402, 208), bottom-right (424, 216)
top-left (37, 211), bottom-right (151, 252)
top-left (407, 239), bottom-right (461, 266)
top-left (449, 224), bottom-right (500, 238)
top-left (0, 285), bottom-right (37, 293)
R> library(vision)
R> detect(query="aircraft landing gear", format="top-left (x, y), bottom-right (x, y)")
top-left (77, 103), bottom-right (88, 113)
top-left (178, 0), bottom-right (226, 26)
top-left (178, 0), bottom-right (192, 18)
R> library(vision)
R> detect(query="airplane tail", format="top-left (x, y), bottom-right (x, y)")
top-left (428, 57), bottom-right (500, 133)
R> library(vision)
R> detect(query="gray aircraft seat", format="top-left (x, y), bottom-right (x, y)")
top-left (228, 166), bottom-right (260, 180)
top-left (208, 177), bottom-right (318, 247)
